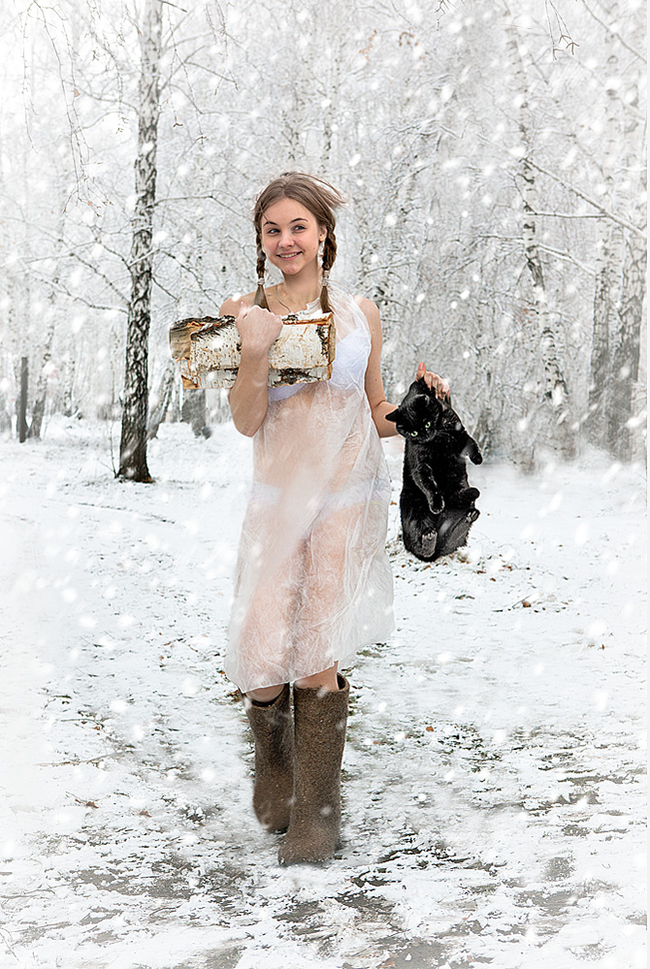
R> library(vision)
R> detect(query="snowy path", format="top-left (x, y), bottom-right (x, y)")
top-left (0, 420), bottom-right (646, 969)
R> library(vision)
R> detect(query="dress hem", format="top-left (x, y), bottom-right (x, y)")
top-left (224, 623), bottom-right (395, 694)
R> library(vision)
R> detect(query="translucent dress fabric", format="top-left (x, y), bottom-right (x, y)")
top-left (225, 283), bottom-right (394, 693)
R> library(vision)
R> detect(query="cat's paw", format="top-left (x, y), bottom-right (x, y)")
top-left (463, 441), bottom-right (483, 465)
top-left (428, 494), bottom-right (445, 514)
top-left (404, 528), bottom-right (438, 560)
top-left (457, 487), bottom-right (479, 507)
top-left (420, 530), bottom-right (438, 557)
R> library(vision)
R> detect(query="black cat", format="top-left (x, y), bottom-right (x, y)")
top-left (386, 378), bottom-right (483, 561)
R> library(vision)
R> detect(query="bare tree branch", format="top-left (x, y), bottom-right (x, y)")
top-left (580, 0), bottom-right (647, 63)
top-left (526, 159), bottom-right (647, 238)
top-left (534, 243), bottom-right (596, 276)
top-left (532, 211), bottom-right (608, 219)
top-left (544, 0), bottom-right (580, 58)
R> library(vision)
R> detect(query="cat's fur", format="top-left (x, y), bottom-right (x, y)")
top-left (386, 378), bottom-right (483, 561)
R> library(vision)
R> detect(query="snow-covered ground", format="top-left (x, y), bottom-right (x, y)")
top-left (0, 417), bottom-right (646, 969)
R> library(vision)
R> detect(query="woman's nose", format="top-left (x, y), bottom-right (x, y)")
top-left (279, 233), bottom-right (292, 248)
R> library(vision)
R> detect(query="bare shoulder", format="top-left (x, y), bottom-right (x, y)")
top-left (219, 289), bottom-right (256, 316)
top-left (355, 295), bottom-right (381, 328)
top-left (355, 296), bottom-right (382, 348)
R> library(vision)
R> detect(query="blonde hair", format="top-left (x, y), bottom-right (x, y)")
top-left (253, 172), bottom-right (346, 313)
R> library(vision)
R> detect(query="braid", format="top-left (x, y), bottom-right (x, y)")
top-left (319, 231), bottom-right (337, 314)
top-left (322, 231), bottom-right (337, 271)
top-left (253, 232), bottom-right (269, 309)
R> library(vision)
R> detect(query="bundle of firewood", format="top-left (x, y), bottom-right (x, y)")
top-left (169, 314), bottom-right (336, 389)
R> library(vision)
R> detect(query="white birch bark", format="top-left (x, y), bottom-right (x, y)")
top-left (606, 231), bottom-right (647, 459)
top-left (586, 13), bottom-right (623, 448)
top-left (504, 10), bottom-right (573, 458)
top-left (171, 316), bottom-right (336, 389)
top-left (603, 12), bottom-right (647, 461)
top-left (117, 0), bottom-right (162, 481)
top-left (147, 358), bottom-right (176, 440)
top-left (27, 314), bottom-right (56, 439)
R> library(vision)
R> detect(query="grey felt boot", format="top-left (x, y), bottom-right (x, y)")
top-left (278, 674), bottom-right (349, 865)
top-left (243, 683), bottom-right (294, 833)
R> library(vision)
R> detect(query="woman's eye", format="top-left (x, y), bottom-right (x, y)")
top-left (410, 430), bottom-right (418, 437)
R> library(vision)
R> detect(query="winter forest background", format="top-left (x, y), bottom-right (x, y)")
top-left (0, 0), bottom-right (646, 473)
top-left (0, 4), bottom-right (647, 965)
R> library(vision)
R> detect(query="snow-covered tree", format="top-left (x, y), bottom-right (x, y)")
top-left (0, 0), bottom-right (644, 467)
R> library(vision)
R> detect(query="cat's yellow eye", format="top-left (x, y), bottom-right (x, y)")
top-left (410, 430), bottom-right (418, 437)
top-left (424, 421), bottom-right (431, 429)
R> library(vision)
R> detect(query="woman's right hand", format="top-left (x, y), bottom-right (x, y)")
top-left (236, 302), bottom-right (283, 358)
top-left (416, 361), bottom-right (450, 400)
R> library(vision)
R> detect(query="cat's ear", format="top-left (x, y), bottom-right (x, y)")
top-left (385, 409), bottom-right (398, 423)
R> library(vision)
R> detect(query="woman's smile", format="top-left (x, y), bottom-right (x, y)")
top-left (261, 198), bottom-right (326, 276)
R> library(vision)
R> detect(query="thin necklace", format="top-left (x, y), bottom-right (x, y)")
top-left (275, 283), bottom-right (306, 313)
top-left (275, 283), bottom-right (314, 314)
top-left (274, 284), bottom-right (294, 313)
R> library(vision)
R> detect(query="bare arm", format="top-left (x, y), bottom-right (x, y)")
top-left (359, 297), bottom-right (451, 437)
top-left (360, 297), bottom-right (399, 438)
top-left (223, 298), bottom-right (283, 438)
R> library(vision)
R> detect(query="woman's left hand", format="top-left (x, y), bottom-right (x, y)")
top-left (416, 361), bottom-right (450, 399)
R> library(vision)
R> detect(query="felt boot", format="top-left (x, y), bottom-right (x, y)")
top-left (243, 683), bottom-right (294, 833)
top-left (278, 674), bottom-right (349, 865)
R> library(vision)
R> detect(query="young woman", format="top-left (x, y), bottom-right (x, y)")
top-left (220, 172), bottom-right (448, 865)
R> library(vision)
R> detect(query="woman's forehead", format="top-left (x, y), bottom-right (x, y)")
top-left (262, 197), bottom-right (315, 225)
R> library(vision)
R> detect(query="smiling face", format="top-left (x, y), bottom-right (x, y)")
top-left (260, 198), bottom-right (327, 278)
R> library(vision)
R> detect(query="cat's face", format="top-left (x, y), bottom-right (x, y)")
top-left (386, 383), bottom-right (444, 442)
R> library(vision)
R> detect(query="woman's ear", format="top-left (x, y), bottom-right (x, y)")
top-left (319, 225), bottom-right (327, 242)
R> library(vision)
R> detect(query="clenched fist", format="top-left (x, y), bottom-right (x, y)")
top-left (236, 303), bottom-right (284, 358)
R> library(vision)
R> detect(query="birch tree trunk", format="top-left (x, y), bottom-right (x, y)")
top-left (117, 0), bottom-right (162, 481)
top-left (606, 231), bottom-right (646, 459)
top-left (61, 340), bottom-right (76, 417)
top-left (29, 218), bottom-right (64, 438)
top-left (605, 43), bottom-right (646, 462)
top-left (586, 24), bottom-right (623, 449)
top-left (504, 10), bottom-right (573, 460)
top-left (27, 313), bottom-right (56, 439)
top-left (587, 223), bottom-right (619, 446)
top-left (147, 358), bottom-right (176, 440)
top-left (181, 389), bottom-right (210, 438)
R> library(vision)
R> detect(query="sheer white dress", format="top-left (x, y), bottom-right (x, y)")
top-left (224, 284), bottom-right (394, 693)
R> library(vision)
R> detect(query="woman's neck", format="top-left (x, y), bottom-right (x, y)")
top-left (277, 270), bottom-right (323, 312)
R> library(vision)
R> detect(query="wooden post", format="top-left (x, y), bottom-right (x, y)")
top-left (18, 356), bottom-right (28, 443)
